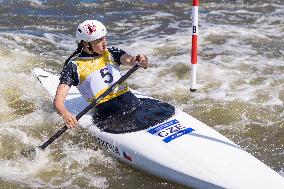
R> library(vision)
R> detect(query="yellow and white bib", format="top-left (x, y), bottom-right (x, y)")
top-left (73, 50), bottom-right (129, 104)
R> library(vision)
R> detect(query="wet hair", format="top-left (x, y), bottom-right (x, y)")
top-left (64, 42), bottom-right (83, 66)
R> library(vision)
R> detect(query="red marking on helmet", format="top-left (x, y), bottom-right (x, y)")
top-left (83, 23), bottom-right (97, 35)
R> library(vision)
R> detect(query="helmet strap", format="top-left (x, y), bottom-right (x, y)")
top-left (87, 42), bottom-right (95, 54)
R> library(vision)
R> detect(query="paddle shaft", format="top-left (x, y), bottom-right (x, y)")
top-left (39, 64), bottom-right (141, 150)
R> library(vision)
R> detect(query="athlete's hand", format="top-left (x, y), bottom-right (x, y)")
top-left (62, 111), bottom-right (78, 128)
top-left (136, 54), bottom-right (148, 69)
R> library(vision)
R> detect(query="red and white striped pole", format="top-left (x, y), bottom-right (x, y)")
top-left (190, 0), bottom-right (199, 92)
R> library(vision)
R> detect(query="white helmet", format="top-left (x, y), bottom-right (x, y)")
top-left (76, 20), bottom-right (107, 42)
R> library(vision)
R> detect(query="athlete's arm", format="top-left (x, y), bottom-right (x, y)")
top-left (53, 84), bottom-right (78, 128)
top-left (120, 54), bottom-right (148, 69)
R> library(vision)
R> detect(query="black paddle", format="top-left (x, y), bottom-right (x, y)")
top-left (21, 63), bottom-right (141, 159)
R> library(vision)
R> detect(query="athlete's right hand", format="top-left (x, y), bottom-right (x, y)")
top-left (62, 111), bottom-right (78, 128)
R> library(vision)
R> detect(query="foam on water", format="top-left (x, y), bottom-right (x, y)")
top-left (0, 47), bottom-right (113, 188)
top-left (123, 25), bottom-right (284, 106)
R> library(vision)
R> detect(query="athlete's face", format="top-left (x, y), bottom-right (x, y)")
top-left (90, 36), bottom-right (107, 54)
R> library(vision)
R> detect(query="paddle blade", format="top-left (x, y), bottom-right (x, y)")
top-left (20, 146), bottom-right (37, 160)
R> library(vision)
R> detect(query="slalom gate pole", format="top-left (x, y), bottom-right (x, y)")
top-left (190, 0), bottom-right (199, 92)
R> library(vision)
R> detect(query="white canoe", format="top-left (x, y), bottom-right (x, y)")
top-left (32, 68), bottom-right (284, 189)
